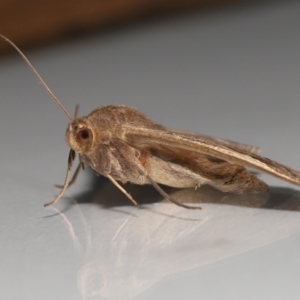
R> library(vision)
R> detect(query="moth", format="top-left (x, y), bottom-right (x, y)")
top-left (2, 34), bottom-right (300, 210)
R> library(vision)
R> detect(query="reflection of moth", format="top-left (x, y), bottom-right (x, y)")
top-left (75, 189), bottom-right (300, 300)
top-left (2, 34), bottom-right (300, 210)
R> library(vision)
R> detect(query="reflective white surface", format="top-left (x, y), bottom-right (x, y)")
top-left (1, 1), bottom-right (300, 299)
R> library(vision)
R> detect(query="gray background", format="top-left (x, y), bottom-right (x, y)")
top-left (1, 1), bottom-right (300, 299)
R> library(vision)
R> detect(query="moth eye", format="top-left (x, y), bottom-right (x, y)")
top-left (79, 129), bottom-right (89, 140)
top-left (75, 128), bottom-right (93, 148)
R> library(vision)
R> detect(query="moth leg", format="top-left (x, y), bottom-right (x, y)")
top-left (116, 140), bottom-right (202, 210)
top-left (44, 149), bottom-right (75, 207)
top-left (144, 173), bottom-right (202, 210)
top-left (133, 161), bottom-right (202, 209)
top-left (55, 162), bottom-right (84, 189)
top-left (106, 175), bottom-right (139, 206)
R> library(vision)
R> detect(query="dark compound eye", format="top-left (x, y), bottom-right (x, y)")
top-left (80, 129), bottom-right (89, 140)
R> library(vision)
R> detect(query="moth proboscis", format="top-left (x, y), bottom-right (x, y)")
top-left (2, 34), bottom-right (300, 210)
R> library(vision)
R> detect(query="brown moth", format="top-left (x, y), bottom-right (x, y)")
top-left (2, 34), bottom-right (300, 210)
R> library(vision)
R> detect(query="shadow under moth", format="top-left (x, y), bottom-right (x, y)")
top-left (2, 34), bottom-right (300, 210)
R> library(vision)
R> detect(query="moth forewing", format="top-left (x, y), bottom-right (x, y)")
top-left (123, 125), bottom-right (300, 188)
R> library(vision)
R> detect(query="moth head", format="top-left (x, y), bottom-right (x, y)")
top-left (65, 119), bottom-right (94, 153)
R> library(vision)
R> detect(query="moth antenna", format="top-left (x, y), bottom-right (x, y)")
top-left (74, 104), bottom-right (79, 119)
top-left (0, 34), bottom-right (72, 121)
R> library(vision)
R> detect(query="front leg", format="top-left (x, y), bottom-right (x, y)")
top-left (44, 149), bottom-right (76, 207)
